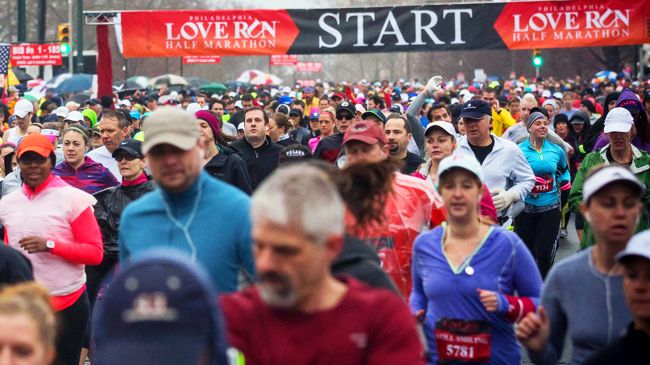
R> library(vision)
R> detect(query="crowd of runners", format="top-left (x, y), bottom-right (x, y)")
top-left (0, 71), bottom-right (649, 365)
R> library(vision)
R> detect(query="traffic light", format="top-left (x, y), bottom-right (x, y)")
top-left (57, 23), bottom-right (70, 55)
top-left (532, 49), bottom-right (543, 67)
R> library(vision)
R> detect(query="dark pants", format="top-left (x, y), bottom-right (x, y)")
top-left (515, 208), bottom-right (561, 278)
top-left (55, 291), bottom-right (90, 365)
top-left (84, 254), bottom-right (118, 351)
top-left (86, 254), bottom-right (118, 306)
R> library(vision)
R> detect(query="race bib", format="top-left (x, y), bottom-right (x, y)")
top-left (532, 175), bottom-right (554, 194)
top-left (434, 318), bottom-right (491, 363)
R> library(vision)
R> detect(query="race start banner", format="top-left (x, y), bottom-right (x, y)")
top-left (120, 0), bottom-right (650, 58)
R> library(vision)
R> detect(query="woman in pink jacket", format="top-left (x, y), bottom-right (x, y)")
top-left (0, 134), bottom-right (103, 365)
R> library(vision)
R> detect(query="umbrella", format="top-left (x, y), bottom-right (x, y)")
top-left (237, 69), bottom-right (282, 85)
top-left (149, 74), bottom-right (189, 87)
top-left (250, 73), bottom-right (282, 85)
top-left (46, 73), bottom-right (73, 88)
top-left (187, 76), bottom-right (214, 89)
top-left (199, 82), bottom-right (228, 95)
top-left (113, 79), bottom-right (146, 91)
top-left (55, 74), bottom-right (94, 93)
top-left (127, 76), bottom-right (149, 89)
top-left (594, 70), bottom-right (617, 83)
top-left (236, 69), bottom-right (265, 84)
top-left (70, 92), bottom-right (91, 105)
top-left (8, 68), bottom-right (33, 85)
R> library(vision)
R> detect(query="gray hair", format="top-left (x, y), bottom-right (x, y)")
top-left (251, 164), bottom-right (344, 244)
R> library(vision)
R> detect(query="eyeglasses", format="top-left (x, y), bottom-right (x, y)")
top-left (114, 154), bottom-right (139, 162)
top-left (336, 114), bottom-right (354, 120)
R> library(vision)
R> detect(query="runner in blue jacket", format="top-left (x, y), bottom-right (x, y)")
top-left (410, 154), bottom-right (542, 365)
top-left (516, 111), bottom-right (571, 277)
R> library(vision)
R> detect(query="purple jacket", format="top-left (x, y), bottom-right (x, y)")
top-left (53, 156), bottom-right (119, 194)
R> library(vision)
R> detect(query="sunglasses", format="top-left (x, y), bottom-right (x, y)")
top-left (114, 154), bottom-right (139, 162)
top-left (336, 114), bottom-right (354, 120)
top-left (18, 153), bottom-right (48, 165)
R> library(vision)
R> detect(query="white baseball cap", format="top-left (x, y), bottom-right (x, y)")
top-left (583, 165), bottom-right (645, 202)
top-left (234, 100), bottom-right (243, 109)
top-left (553, 92), bottom-right (563, 99)
top-left (53, 106), bottom-right (70, 118)
top-left (438, 153), bottom-right (483, 182)
top-left (237, 122), bottom-right (244, 131)
top-left (424, 121), bottom-right (456, 139)
top-left (282, 86), bottom-right (291, 94)
top-left (616, 229), bottom-right (650, 262)
top-left (118, 99), bottom-right (131, 108)
top-left (185, 103), bottom-right (201, 115)
top-left (355, 104), bottom-right (366, 114)
top-left (13, 99), bottom-right (34, 118)
top-left (459, 90), bottom-right (473, 100)
top-left (541, 90), bottom-right (551, 98)
top-left (604, 107), bottom-right (634, 134)
top-left (65, 111), bottom-right (84, 123)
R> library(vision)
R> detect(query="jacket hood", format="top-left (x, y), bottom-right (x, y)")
top-left (332, 235), bottom-right (381, 268)
top-left (82, 109), bottom-right (98, 128)
top-left (616, 88), bottom-right (645, 112)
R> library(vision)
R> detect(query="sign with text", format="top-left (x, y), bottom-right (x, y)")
top-left (270, 54), bottom-right (298, 66)
top-left (295, 61), bottom-right (323, 72)
top-left (10, 43), bottom-right (63, 66)
top-left (119, 1), bottom-right (650, 58)
top-left (181, 55), bottom-right (222, 64)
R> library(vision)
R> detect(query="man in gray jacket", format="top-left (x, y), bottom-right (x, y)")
top-left (455, 99), bottom-right (535, 219)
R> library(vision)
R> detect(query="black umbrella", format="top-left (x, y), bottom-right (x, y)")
top-left (11, 67), bottom-right (33, 82)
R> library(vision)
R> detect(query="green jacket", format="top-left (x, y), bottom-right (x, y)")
top-left (568, 144), bottom-right (650, 248)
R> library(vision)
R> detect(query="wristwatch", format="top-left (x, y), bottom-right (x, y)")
top-left (45, 240), bottom-right (55, 251)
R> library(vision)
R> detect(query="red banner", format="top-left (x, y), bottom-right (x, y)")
top-left (10, 43), bottom-right (62, 66)
top-left (270, 55), bottom-right (297, 66)
top-left (182, 55), bottom-right (222, 64)
top-left (121, 10), bottom-right (299, 58)
top-left (295, 62), bottom-right (322, 72)
top-left (494, 0), bottom-right (649, 49)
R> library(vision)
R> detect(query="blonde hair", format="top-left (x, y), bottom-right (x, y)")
top-left (0, 282), bottom-right (57, 348)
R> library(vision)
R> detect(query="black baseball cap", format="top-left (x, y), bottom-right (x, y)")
top-left (279, 144), bottom-right (313, 165)
top-left (336, 101), bottom-right (355, 117)
top-left (86, 98), bottom-right (101, 105)
top-left (459, 99), bottom-right (491, 119)
top-left (289, 108), bottom-right (303, 117)
top-left (112, 139), bottom-right (144, 159)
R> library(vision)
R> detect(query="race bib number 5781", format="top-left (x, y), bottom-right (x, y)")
top-left (434, 318), bottom-right (491, 363)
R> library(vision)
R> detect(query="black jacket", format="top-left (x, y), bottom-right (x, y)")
top-left (331, 235), bottom-right (399, 294)
top-left (93, 178), bottom-right (155, 257)
top-left (584, 323), bottom-right (650, 365)
top-left (313, 133), bottom-right (344, 164)
top-left (204, 146), bottom-right (253, 195)
top-left (402, 152), bottom-right (425, 175)
top-left (230, 136), bottom-right (283, 190)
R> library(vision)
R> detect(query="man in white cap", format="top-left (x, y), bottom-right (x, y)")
top-left (569, 107), bottom-right (650, 247)
top-left (119, 107), bottom-right (254, 293)
top-left (3, 99), bottom-right (33, 144)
